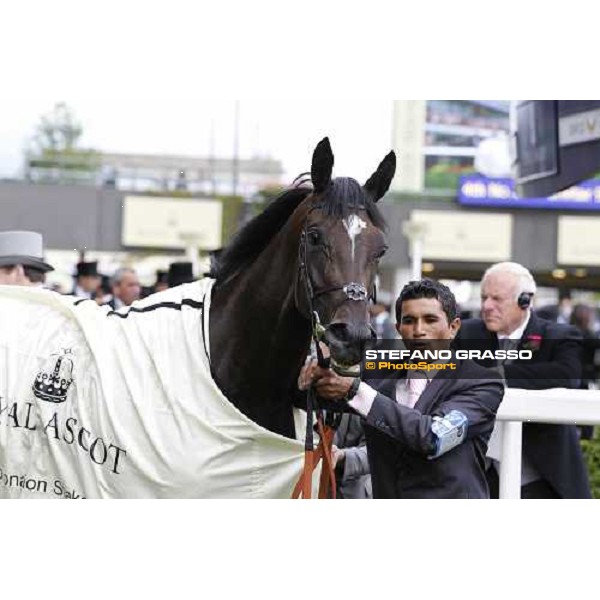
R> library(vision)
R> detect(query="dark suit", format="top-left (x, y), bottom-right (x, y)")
top-left (334, 414), bottom-right (372, 499)
top-left (456, 314), bottom-right (592, 499)
top-left (362, 360), bottom-right (504, 499)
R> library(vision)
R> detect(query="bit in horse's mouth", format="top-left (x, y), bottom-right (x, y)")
top-left (330, 357), bottom-right (361, 377)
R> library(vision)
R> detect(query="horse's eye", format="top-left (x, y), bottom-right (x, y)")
top-left (307, 230), bottom-right (321, 246)
top-left (373, 246), bottom-right (388, 260)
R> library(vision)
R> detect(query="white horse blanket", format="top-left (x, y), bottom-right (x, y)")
top-left (0, 280), bottom-right (310, 498)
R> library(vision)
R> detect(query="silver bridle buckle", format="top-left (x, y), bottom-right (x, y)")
top-left (343, 283), bottom-right (368, 302)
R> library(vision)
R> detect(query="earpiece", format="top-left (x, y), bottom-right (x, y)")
top-left (517, 292), bottom-right (532, 309)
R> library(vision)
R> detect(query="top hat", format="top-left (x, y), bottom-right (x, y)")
top-left (167, 262), bottom-right (195, 287)
top-left (76, 261), bottom-right (100, 278)
top-left (0, 231), bottom-right (54, 272)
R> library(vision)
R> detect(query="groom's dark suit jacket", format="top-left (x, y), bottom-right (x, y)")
top-left (362, 360), bottom-right (504, 499)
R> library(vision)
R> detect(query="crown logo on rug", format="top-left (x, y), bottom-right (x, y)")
top-left (32, 349), bottom-right (74, 403)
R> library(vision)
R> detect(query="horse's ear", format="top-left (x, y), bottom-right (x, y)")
top-left (364, 151), bottom-right (396, 202)
top-left (311, 137), bottom-right (334, 193)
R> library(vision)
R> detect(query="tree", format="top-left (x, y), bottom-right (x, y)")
top-left (26, 103), bottom-right (99, 181)
top-left (33, 102), bottom-right (83, 153)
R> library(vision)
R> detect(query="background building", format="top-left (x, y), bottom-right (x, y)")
top-left (392, 100), bottom-right (510, 192)
top-left (25, 150), bottom-right (283, 197)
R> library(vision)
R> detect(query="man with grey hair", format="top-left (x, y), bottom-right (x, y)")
top-left (0, 230), bottom-right (54, 287)
top-left (107, 267), bottom-right (141, 309)
top-left (456, 261), bottom-right (591, 498)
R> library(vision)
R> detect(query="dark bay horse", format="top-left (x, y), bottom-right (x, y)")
top-left (209, 138), bottom-right (396, 438)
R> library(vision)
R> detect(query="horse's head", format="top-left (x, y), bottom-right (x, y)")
top-left (296, 137), bottom-right (396, 375)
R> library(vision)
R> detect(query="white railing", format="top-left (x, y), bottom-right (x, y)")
top-left (495, 388), bottom-right (600, 498)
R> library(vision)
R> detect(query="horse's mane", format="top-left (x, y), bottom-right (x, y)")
top-left (212, 176), bottom-right (386, 284)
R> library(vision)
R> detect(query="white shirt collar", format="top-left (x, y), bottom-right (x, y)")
top-left (497, 310), bottom-right (531, 340)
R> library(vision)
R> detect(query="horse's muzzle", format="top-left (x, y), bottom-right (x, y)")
top-left (323, 321), bottom-right (376, 376)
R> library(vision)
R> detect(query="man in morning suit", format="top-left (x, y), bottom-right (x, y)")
top-left (455, 262), bottom-right (591, 499)
top-left (107, 267), bottom-right (141, 310)
top-left (299, 279), bottom-right (504, 499)
top-left (73, 260), bottom-right (102, 299)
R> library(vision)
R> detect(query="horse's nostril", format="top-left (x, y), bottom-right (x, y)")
top-left (327, 322), bottom-right (352, 343)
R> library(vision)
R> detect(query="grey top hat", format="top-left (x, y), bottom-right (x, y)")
top-left (0, 231), bottom-right (54, 272)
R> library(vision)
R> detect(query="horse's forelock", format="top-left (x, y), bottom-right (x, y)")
top-left (319, 177), bottom-right (386, 231)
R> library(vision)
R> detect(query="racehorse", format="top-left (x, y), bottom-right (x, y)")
top-left (0, 137), bottom-right (396, 499)
top-left (209, 137), bottom-right (396, 439)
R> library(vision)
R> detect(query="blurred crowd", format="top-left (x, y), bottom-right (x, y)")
top-left (0, 230), bottom-right (202, 309)
top-left (60, 259), bottom-right (197, 308)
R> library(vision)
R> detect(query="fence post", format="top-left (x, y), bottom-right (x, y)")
top-left (498, 420), bottom-right (523, 499)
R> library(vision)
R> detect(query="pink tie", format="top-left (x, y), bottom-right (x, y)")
top-left (407, 375), bottom-right (428, 408)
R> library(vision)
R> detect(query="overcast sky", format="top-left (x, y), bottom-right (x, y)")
top-left (0, 95), bottom-right (394, 182)
top-left (1, 2), bottom-right (591, 184)
top-left (0, 2), bottom-right (401, 183)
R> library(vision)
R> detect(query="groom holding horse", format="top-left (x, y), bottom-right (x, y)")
top-left (300, 278), bottom-right (505, 499)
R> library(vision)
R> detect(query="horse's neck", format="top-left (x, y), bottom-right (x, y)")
top-left (209, 245), bottom-right (311, 437)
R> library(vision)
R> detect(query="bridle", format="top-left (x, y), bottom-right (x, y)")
top-left (298, 202), bottom-right (376, 371)
top-left (292, 200), bottom-right (377, 500)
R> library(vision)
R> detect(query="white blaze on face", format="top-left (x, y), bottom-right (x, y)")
top-left (343, 214), bottom-right (368, 261)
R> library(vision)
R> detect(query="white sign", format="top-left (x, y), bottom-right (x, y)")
top-left (558, 216), bottom-right (600, 265)
top-left (559, 108), bottom-right (600, 147)
top-left (122, 196), bottom-right (222, 249)
top-left (410, 210), bottom-right (512, 262)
